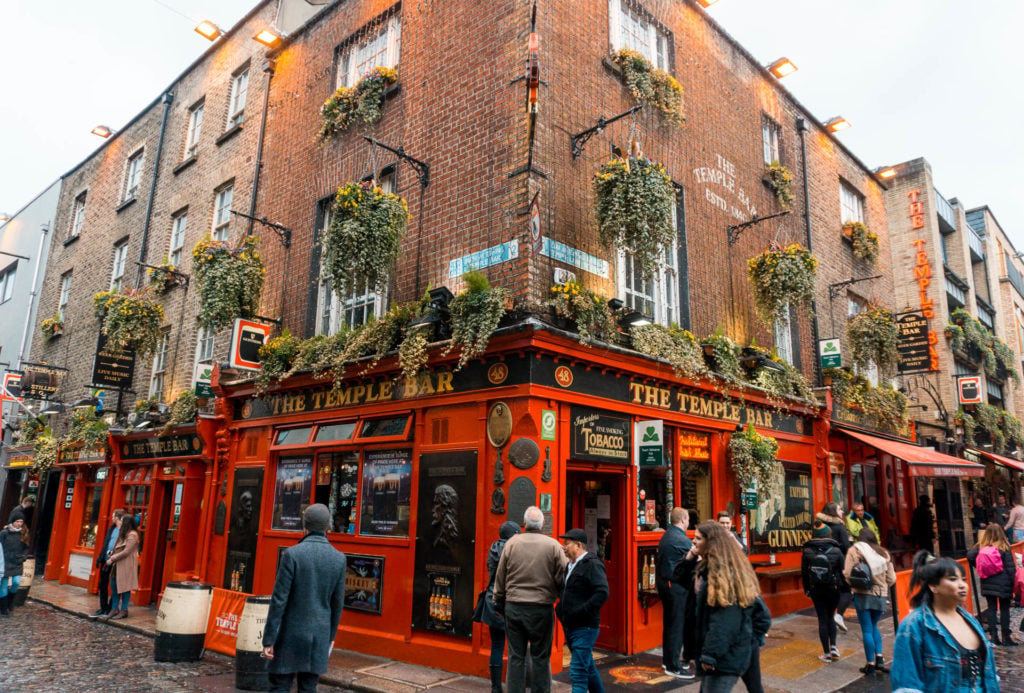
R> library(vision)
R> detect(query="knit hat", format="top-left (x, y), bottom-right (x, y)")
top-left (499, 521), bottom-right (520, 540)
top-left (303, 503), bottom-right (330, 533)
top-left (812, 520), bottom-right (831, 538)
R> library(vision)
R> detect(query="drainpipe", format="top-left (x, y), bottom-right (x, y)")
top-left (797, 116), bottom-right (822, 386)
top-left (16, 223), bottom-right (51, 369)
top-left (135, 91), bottom-right (175, 289)
top-left (245, 59), bottom-right (275, 237)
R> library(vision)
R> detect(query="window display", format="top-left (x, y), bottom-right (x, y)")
top-left (77, 472), bottom-right (105, 548)
top-left (315, 451), bottom-right (359, 533)
top-left (273, 455), bottom-right (314, 530)
top-left (359, 449), bottom-right (412, 537)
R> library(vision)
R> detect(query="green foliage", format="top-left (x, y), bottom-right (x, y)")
top-left (729, 423), bottom-right (781, 491)
top-left (846, 305), bottom-right (899, 375)
top-left (192, 236), bottom-right (266, 329)
top-left (66, 407), bottom-right (109, 448)
top-left (548, 281), bottom-right (617, 345)
top-left (746, 243), bottom-right (818, 324)
top-left (947, 308), bottom-right (1019, 383)
top-left (445, 272), bottom-right (509, 370)
top-left (133, 396), bottom-right (159, 415)
top-left (40, 314), bottom-right (63, 339)
top-left (843, 222), bottom-right (880, 265)
top-left (147, 261), bottom-right (179, 295)
top-left (764, 161), bottom-right (794, 210)
top-left (630, 324), bottom-right (708, 381)
top-left (611, 49), bottom-right (684, 125)
top-left (701, 332), bottom-right (742, 383)
top-left (320, 66), bottom-right (398, 138)
top-left (824, 367), bottom-right (909, 435)
top-left (32, 434), bottom-right (59, 473)
top-left (92, 289), bottom-right (166, 356)
top-left (17, 416), bottom-right (46, 445)
top-left (975, 402), bottom-right (1006, 451)
top-left (256, 330), bottom-right (301, 394)
top-left (748, 357), bottom-right (814, 403)
top-left (955, 407), bottom-right (978, 445)
top-left (165, 390), bottom-right (198, 429)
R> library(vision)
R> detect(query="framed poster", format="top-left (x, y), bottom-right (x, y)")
top-left (359, 449), bottom-right (412, 537)
top-left (750, 462), bottom-right (813, 552)
top-left (272, 456), bottom-right (313, 530)
top-left (345, 554), bottom-right (385, 614)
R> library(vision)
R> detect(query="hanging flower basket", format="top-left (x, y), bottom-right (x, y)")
top-left (593, 154), bottom-right (676, 280)
top-left (699, 333), bottom-right (742, 382)
top-left (629, 324), bottom-right (707, 381)
top-left (147, 261), bottom-right (180, 295)
top-left (192, 236), bottom-right (266, 329)
top-left (92, 289), bottom-right (166, 355)
top-left (547, 281), bottom-right (617, 345)
top-left (40, 315), bottom-right (64, 340)
top-left (763, 161), bottom-right (794, 210)
top-left (746, 243), bottom-right (818, 324)
top-left (320, 66), bottom-right (398, 138)
top-left (611, 49), bottom-right (684, 125)
top-left (32, 434), bottom-right (60, 474)
top-left (323, 181), bottom-right (409, 298)
top-left (846, 304), bottom-right (898, 374)
top-left (729, 423), bottom-right (780, 491)
top-left (444, 271), bottom-right (510, 370)
top-left (842, 222), bottom-right (880, 265)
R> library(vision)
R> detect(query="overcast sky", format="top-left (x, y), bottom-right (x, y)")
top-left (2, 0), bottom-right (1021, 249)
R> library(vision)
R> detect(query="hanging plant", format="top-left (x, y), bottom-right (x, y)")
top-left (16, 416), bottom-right (47, 445)
top-left (700, 332), bottom-right (742, 382)
top-left (324, 181), bottom-right (409, 298)
top-left (764, 161), bottom-right (794, 210)
top-left (746, 243), bottom-right (818, 324)
top-left (548, 281), bottom-right (617, 345)
top-left (445, 271), bottom-right (510, 370)
top-left (398, 329), bottom-right (430, 381)
top-left (824, 367), bottom-right (909, 436)
top-left (92, 289), bottom-right (165, 356)
top-left (256, 330), bottom-right (300, 393)
top-left (846, 305), bottom-right (898, 374)
top-left (990, 336), bottom-right (1021, 385)
top-left (842, 222), bottom-right (880, 265)
top-left (32, 434), bottom-right (60, 474)
top-left (975, 402), bottom-right (1006, 452)
top-left (1004, 411), bottom-right (1024, 448)
top-left (320, 66), bottom-right (399, 138)
top-left (192, 236), bottom-right (266, 330)
top-left (164, 390), bottom-right (198, 429)
top-left (955, 407), bottom-right (978, 446)
top-left (147, 261), bottom-right (180, 295)
top-left (746, 356), bottom-right (814, 403)
top-left (134, 396), bottom-right (160, 416)
top-left (66, 407), bottom-right (109, 449)
top-left (611, 49), bottom-right (684, 125)
top-left (630, 324), bottom-right (707, 381)
top-left (947, 308), bottom-right (999, 375)
top-left (593, 154), bottom-right (676, 280)
top-left (40, 314), bottom-right (64, 340)
top-left (729, 423), bottom-right (781, 491)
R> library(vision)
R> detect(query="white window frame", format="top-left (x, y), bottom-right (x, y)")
top-left (615, 202), bottom-right (680, 327)
top-left (169, 210), bottom-right (187, 267)
top-left (773, 303), bottom-right (793, 364)
top-left (58, 272), bottom-right (72, 321)
top-left (195, 324), bottom-right (215, 366)
top-left (227, 66), bottom-right (249, 128)
top-left (149, 332), bottom-right (170, 399)
top-left (123, 150), bottom-right (144, 203)
top-left (840, 181), bottom-right (865, 224)
top-left (185, 100), bottom-right (204, 158)
top-left (69, 191), bottom-right (87, 240)
top-left (335, 15), bottom-right (402, 89)
top-left (110, 242), bottom-right (129, 291)
top-left (608, 0), bottom-right (669, 70)
top-left (762, 116), bottom-right (781, 167)
top-left (212, 184), bottom-right (233, 241)
top-left (0, 263), bottom-right (16, 304)
top-left (847, 299), bottom-right (879, 386)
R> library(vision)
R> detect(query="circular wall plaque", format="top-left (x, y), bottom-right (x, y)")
top-left (508, 438), bottom-right (540, 470)
top-left (487, 402), bottom-right (513, 448)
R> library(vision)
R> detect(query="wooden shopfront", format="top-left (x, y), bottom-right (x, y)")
top-left (211, 325), bottom-right (828, 677)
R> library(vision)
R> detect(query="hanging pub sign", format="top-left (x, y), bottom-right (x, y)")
top-left (194, 362), bottom-right (214, 399)
top-left (570, 407), bottom-right (631, 464)
top-left (119, 433), bottom-right (204, 461)
top-left (958, 376), bottom-right (983, 405)
top-left (2, 372), bottom-right (22, 400)
top-left (20, 362), bottom-right (67, 400)
top-left (91, 332), bottom-right (136, 389)
top-left (634, 419), bottom-right (664, 467)
top-left (896, 311), bottom-right (932, 374)
top-left (230, 318), bottom-right (272, 371)
top-left (818, 339), bottom-right (841, 369)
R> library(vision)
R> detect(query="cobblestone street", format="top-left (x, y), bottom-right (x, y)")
top-left (0, 603), bottom-right (347, 693)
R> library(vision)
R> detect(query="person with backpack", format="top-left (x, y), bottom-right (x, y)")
top-left (800, 520), bottom-right (845, 662)
top-left (816, 502), bottom-right (852, 633)
top-left (967, 524), bottom-right (1018, 647)
top-left (843, 527), bottom-right (896, 675)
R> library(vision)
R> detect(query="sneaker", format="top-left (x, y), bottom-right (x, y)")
top-left (818, 654), bottom-right (833, 663)
top-left (830, 647), bottom-right (841, 660)
top-left (679, 663), bottom-right (695, 676)
top-left (663, 667), bottom-right (695, 680)
top-left (113, 610), bottom-right (129, 619)
top-left (859, 663), bottom-right (876, 675)
top-left (99, 610), bottom-right (119, 619)
top-left (834, 613), bottom-right (848, 633)
top-left (88, 610), bottom-right (109, 619)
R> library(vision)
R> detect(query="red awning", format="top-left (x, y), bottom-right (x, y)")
top-left (975, 449), bottom-right (1024, 473)
top-left (839, 428), bottom-right (985, 478)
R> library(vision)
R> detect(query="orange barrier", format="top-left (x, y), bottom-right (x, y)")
top-left (204, 587), bottom-right (249, 656)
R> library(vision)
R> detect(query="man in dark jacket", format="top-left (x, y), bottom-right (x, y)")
top-left (555, 528), bottom-right (609, 693)
top-left (656, 508), bottom-right (695, 680)
top-left (262, 504), bottom-right (347, 693)
top-left (910, 495), bottom-right (935, 552)
top-left (89, 508), bottom-right (124, 618)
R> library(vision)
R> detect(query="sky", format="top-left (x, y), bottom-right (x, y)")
top-left (1, 0), bottom-right (1022, 248)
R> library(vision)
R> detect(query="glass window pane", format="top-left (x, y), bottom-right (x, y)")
top-left (78, 485), bottom-right (103, 547)
top-left (314, 422), bottom-right (357, 442)
top-left (276, 427), bottom-right (314, 446)
top-left (314, 451), bottom-right (359, 534)
top-left (359, 416), bottom-right (409, 438)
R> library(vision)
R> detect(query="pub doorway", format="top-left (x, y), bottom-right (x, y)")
top-left (564, 468), bottom-right (626, 652)
top-left (932, 478), bottom-right (967, 557)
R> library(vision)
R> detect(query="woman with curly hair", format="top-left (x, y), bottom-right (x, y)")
top-left (673, 521), bottom-right (770, 693)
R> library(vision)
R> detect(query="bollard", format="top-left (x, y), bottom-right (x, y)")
top-left (13, 558), bottom-right (36, 607)
top-left (235, 595), bottom-right (272, 691)
top-left (154, 581), bottom-right (214, 662)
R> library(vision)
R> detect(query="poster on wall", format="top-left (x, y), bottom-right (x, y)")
top-left (412, 451), bottom-right (477, 638)
top-left (359, 449), bottom-right (412, 537)
top-left (272, 456), bottom-right (313, 531)
top-left (224, 467), bottom-right (264, 593)
top-left (750, 462), bottom-right (813, 552)
top-left (345, 554), bottom-right (385, 614)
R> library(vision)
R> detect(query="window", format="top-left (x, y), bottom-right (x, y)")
top-left (123, 150), bottom-right (144, 202)
top-left (110, 241), bottom-right (128, 291)
top-left (840, 181), bottom-right (865, 224)
top-left (987, 380), bottom-right (1004, 408)
top-left (227, 66), bottom-right (249, 127)
top-left (847, 299), bottom-right (879, 385)
top-left (169, 210), bottom-right (187, 266)
top-left (608, 0), bottom-right (669, 70)
top-left (196, 324), bottom-right (215, 365)
top-left (121, 466), bottom-right (153, 530)
top-left (335, 15), bottom-right (402, 88)
top-left (185, 100), bottom-right (204, 158)
top-left (58, 272), bottom-right (72, 321)
top-left (149, 331), bottom-right (170, 399)
top-left (762, 116), bottom-right (781, 166)
top-left (0, 263), bottom-right (15, 303)
top-left (212, 184), bottom-right (233, 241)
top-left (774, 303), bottom-right (793, 364)
top-left (69, 192), bottom-right (87, 239)
top-left (314, 451), bottom-right (359, 534)
top-left (76, 468), bottom-right (106, 548)
top-left (616, 198), bottom-right (679, 327)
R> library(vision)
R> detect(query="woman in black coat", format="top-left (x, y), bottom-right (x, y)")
top-left (483, 521), bottom-right (519, 692)
top-left (967, 524), bottom-right (1018, 646)
top-left (816, 502), bottom-right (852, 633)
top-left (800, 521), bottom-right (845, 661)
top-left (0, 517), bottom-right (28, 616)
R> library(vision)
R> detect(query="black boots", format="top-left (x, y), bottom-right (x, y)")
top-left (0, 594), bottom-right (12, 616)
top-left (489, 665), bottom-right (503, 693)
top-left (874, 656), bottom-right (889, 673)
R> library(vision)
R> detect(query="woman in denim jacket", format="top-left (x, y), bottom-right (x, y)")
top-left (891, 551), bottom-right (999, 692)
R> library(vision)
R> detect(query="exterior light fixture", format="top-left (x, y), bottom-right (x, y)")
top-left (619, 311), bottom-right (652, 329)
top-left (767, 57), bottom-right (797, 79)
top-left (194, 20), bottom-right (222, 41)
top-left (40, 401), bottom-right (66, 416)
top-left (825, 116), bottom-right (851, 133)
top-left (696, 0), bottom-right (720, 6)
top-left (253, 28), bottom-right (282, 47)
top-left (877, 167), bottom-right (897, 179)
top-left (91, 125), bottom-right (113, 138)
top-left (0, 213), bottom-right (9, 223)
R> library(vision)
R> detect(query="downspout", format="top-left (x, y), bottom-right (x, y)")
top-left (797, 117), bottom-right (822, 386)
top-left (245, 59), bottom-right (275, 237)
top-left (16, 223), bottom-right (51, 369)
top-left (135, 91), bottom-right (175, 289)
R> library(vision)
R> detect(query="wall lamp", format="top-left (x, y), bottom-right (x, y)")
top-left (407, 286), bottom-right (455, 341)
top-left (825, 116), bottom-right (851, 133)
top-left (253, 28), bottom-right (283, 47)
top-left (195, 20), bottom-right (222, 41)
top-left (876, 167), bottom-right (897, 179)
top-left (0, 213), bottom-right (9, 223)
top-left (608, 298), bottom-right (652, 329)
top-left (766, 57), bottom-right (797, 79)
top-left (91, 125), bottom-right (114, 138)
top-left (39, 401), bottom-right (66, 416)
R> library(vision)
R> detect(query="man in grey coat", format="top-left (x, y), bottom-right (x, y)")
top-left (262, 504), bottom-right (347, 692)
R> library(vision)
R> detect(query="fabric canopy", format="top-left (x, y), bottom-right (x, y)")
top-left (974, 449), bottom-right (1024, 473)
top-left (840, 428), bottom-right (985, 478)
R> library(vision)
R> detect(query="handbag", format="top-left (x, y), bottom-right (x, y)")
top-left (472, 589), bottom-right (489, 623)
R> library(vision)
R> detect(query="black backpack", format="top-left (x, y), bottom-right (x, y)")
top-left (848, 558), bottom-right (874, 591)
top-left (806, 549), bottom-right (836, 589)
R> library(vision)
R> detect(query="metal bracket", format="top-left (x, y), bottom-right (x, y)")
top-left (251, 314), bottom-right (283, 326)
top-left (362, 136), bottom-right (430, 188)
top-left (570, 104), bottom-right (643, 160)
top-left (727, 210), bottom-right (791, 247)
top-left (231, 210), bottom-right (291, 248)
top-left (828, 274), bottom-right (883, 300)
top-left (136, 262), bottom-right (190, 288)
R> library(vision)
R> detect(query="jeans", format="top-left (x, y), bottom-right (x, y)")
top-left (0, 575), bottom-right (21, 598)
top-left (110, 574), bottom-right (131, 610)
top-left (658, 583), bottom-right (687, 671)
top-left (268, 671), bottom-right (318, 692)
top-left (810, 589), bottom-right (839, 654)
top-left (740, 642), bottom-right (763, 693)
top-left (565, 627), bottom-right (604, 693)
top-left (853, 597), bottom-right (883, 664)
top-left (986, 595), bottom-right (1012, 641)
top-left (504, 602), bottom-right (554, 693)
top-left (489, 625), bottom-right (506, 668)
top-left (1013, 529), bottom-right (1024, 544)
top-left (699, 673), bottom-right (739, 693)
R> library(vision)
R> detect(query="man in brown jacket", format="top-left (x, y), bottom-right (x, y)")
top-left (493, 506), bottom-right (567, 693)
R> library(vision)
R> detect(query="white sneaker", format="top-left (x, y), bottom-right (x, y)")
top-left (835, 613), bottom-right (848, 632)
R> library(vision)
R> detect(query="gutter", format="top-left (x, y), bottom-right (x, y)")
top-left (135, 91), bottom-right (175, 289)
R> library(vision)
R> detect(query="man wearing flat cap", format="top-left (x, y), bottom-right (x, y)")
top-left (263, 503), bottom-right (347, 693)
top-left (556, 528), bottom-right (609, 693)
